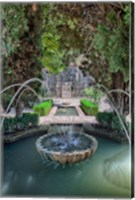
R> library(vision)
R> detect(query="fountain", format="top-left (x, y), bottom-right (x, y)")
top-left (1, 78), bottom-right (131, 197)
top-left (36, 126), bottom-right (98, 164)
top-left (1, 77), bottom-right (130, 167)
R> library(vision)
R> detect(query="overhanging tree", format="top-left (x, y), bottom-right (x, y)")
top-left (2, 4), bottom-right (43, 116)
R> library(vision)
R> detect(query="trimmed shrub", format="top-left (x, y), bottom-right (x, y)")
top-left (33, 99), bottom-right (53, 116)
top-left (96, 112), bottom-right (128, 133)
top-left (84, 87), bottom-right (103, 104)
top-left (80, 99), bottom-right (98, 115)
top-left (111, 115), bottom-right (127, 132)
top-left (96, 112), bottom-right (115, 127)
top-left (4, 112), bottom-right (39, 134)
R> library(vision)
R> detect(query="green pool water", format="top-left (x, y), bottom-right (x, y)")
top-left (55, 107), bottom-right (78, 116)
top-left (2, 133), bottom-right (131, 197)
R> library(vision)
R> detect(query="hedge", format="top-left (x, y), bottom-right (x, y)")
top-left (96, 112), bottom-right (127, 132)
top-left (4, 112), bottom-right (39, 134)
top-left (96, 112), bottom-right (115, 127)
top-left (80, 99), bottom-right (98, 115)
top-left (33, 99), bottom-right (53, 116)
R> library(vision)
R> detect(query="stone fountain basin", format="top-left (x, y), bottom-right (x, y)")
top-left (36, 133), bottom-right (98, 164)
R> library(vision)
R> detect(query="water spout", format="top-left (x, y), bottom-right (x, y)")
top-left (97, 84), bottom-right (131, 145)
top-left (0, 78), bottom-right (48, 131)
top-left (15, 86), bottom-right (45, 108)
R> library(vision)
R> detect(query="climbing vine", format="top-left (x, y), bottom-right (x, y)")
top-left (2, 4), bottom-right (28, 57)
top-left (1, 2), bottom-right (131, 115)
top-left (93, 4), bottom-right (130, 83)
top-left (39, 4), bottom-right (80, 73)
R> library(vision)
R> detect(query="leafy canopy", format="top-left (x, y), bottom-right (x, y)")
top-left (2, 4), bottom-right (28, 57)
top-left (93, 4), bottom-right (130, 82)
top-left (39, 4), bottom-right (65, 73)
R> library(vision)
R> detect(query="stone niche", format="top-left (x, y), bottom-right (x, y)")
top-left (42, 65), bottom-right (95, 98)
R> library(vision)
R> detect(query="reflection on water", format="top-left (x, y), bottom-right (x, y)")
top-left (2, 135), bottom-right (131, 197)
top-left (55, 107), bottom-right (78, 116)
top-left (103, 149), bottom-right (131, 190)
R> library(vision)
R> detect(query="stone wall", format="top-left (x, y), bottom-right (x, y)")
top-left (42, 66), bottom-right (95, 97)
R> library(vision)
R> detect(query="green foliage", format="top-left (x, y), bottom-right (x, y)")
top-left (67, 18), bottom-right (78, 30)
top-left (4, 112), bottom-right (39, 134)
top-left (93, 4), bottom-right (130, 82)
top-left (2, 3), bottom-right (131, 97)
top-left (2, 4), bottom-right (28, 56)
top-left (39, 32), bottom-right (64, 73)
top-left (80, 99), bottom-right (98, 116)
top-left (111, 115), bottom-right (127, 132)
top-left (96, 112), bottom-right (115, 127)
top-left (39, 4), bottom-right (81, 73)
top-left (2, 3), bottom-right (43, 90)
top-left (39, 4), bottom-right (66, 73)
top-left (84, 87), bottom-right (103, 103)
top-left (2, 4), bottom-right (28, 87)
top-left (123, 5), bottom-right (131, 25)
top-left (96, 111), bottom-right (127, 133)
top-left (33, 99), bottom-right (53, 116)
top-left (2, 93), bottom-right (13, 110)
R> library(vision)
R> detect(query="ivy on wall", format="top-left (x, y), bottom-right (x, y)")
top-left (2, 4), bottom-right (28, 57)
top-left (93, 4), bottom-right (130, 83)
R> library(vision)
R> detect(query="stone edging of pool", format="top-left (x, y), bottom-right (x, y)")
top-left (3, 125), bottom-right (49, 143)
top-left (3, 124), bottom-right (128, 144)
top-left (83, 124), bottom-right (128, 143)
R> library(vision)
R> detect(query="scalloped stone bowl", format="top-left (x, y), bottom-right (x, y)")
top-left (36, 132), bottom-right (98, 164)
